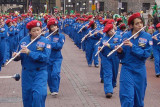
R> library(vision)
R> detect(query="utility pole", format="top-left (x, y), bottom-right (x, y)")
top-left (64, 0), bottom-right (66, 14)
top-left (27, 0), bottom-right (29, 13)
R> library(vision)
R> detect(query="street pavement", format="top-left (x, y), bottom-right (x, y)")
top-left (0, 34), bottom-right (160, 107)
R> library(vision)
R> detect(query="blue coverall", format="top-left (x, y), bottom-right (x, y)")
top-left (47, 33), bottom-right (65, 93)
top-left (99, 34), bottom-right (121, 95)
top-left (152, 30), bottom-right (160, 76)
top-left (118, 30), bottom-right (152, 107)
top-left (85, 28), bottom-right (102, 66)
top-left (16, 35), bottom-right (51, 107)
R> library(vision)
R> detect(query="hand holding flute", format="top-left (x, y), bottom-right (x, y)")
top-left (107, 26), bottom-right (146, 57)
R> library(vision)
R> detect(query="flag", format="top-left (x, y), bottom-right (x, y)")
top-left (28, 0), bottom-right (33, 13)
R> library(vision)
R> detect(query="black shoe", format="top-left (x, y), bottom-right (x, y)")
top-left (100, 79), bottom-right (104, 83)
top-left (156, 74), bottom-right (160, 78)
top-left (150, 54), bottom-right (154, 59)
top-left (95, 65), bottom-right (99, 68)
top-left (106, 93), bottom-right (112, 98)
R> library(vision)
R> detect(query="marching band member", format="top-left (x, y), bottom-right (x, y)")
top-left (85, 21), bottom-right (102, 67)
top-left (99, 24), bottom-right (121, 98)
top-left (47, 19), bottom-right (65, 96)
top-left (0, 17), bottom-right (8, 69)
top-left (152, 23), bottom-right (160, 77)
top-left (6, 19), bottom-right (15, 59)
top-left (116, 13), bottom-right (152, 107)
top-left (13, 20), bottom-right (51, 107)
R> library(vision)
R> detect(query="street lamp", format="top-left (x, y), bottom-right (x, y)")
top-left (83, 2), bottom-right (86, 13)
top-left (95, 0), bottom-right (98, 4)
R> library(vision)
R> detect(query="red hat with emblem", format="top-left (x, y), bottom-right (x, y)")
top-left (47, 19), bottom-right (58, 29)
top-left (6, 19), bottom-right (12, 24)
top-left (26, 20), bottom-right (42, 30)
top-left (103, 24), bottom-right (113, 33)
top-left (87, 21), bottom-right (95, 28)
top-left (156, 23), bottom-right (160, 28)
top-left (128, 12), bottom-right (141, 25)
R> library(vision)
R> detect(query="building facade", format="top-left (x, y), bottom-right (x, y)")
top-left (0, 0), bottom-right (156, 14)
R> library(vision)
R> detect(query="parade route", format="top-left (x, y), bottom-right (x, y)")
top-left (0, 34), bottom-right (160, 107)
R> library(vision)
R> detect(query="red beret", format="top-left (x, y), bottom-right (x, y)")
top-left (106, 19), bottom-right (115, 25)
top-left (103, 24), bottom-right (113, 33)
top-left (76, 13), bottom-right (81, 17)
top-left (6, 19), bottom-right (12, 24)
top-left (12, 18), bottom-right (17, 23)
top-left (98, 17), bottom-right (103, 20)
top-left (88, 15), bottom-right (93, 19)
top-left (116, 18), bottom-right (122, 22)
top-left (47, 19), bottom-right (58, 29)
top-left (84, 18), bottom-right (88, 21)
top-left (128, 12), bottom-right (141, 25)
top-left (80, 18), bottom-right (85, 21)
top-left (76, 18), bottom-right (80, 21)
top-left (99, 19), bottom-right (104, 22)
top-left (21, 14), bottom-right (27, 17)
top-left (156, 23), bottom-right (160, 28)
top-left (88, 21), bottom-right (95, 28)
top-left (103, 19), bottom-right (109, 25)
top-left (49, 18), bottom-right (56, 21)
top-left (120, 23), bottom-right (126, 29)
top-left (26, 20), bottom-right (42, 30)
top-left (6, 15), bottom-right (10, 18)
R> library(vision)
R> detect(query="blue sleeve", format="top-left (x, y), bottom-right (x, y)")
top-left (51, 35), bottom-right (65, 50)
top-left (28, 42), bottom-right (51, 62)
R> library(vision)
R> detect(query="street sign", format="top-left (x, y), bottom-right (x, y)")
top-left (92, 5), bottom-right (96, 10)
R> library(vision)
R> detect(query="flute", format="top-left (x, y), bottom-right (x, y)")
top-left (6, 28), bottom-right (59, 66)
top-left (107, 26), bottom-right (146, 57)
top-left (95, 31), bottom-right (117, 57)
top-left (81, 27), bottom-right (97, 43)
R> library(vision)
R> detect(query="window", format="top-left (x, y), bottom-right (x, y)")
top-left (142, 3), bottom-right (150, 13)
top-left (122, 2), bottom-right (127, 13)
top-left (99, 2), bottom-right (104, 12)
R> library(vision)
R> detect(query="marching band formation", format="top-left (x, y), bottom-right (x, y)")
top-left (0, 11), bottom-right (159, 107)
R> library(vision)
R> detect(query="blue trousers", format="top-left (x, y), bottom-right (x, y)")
top-left (22, 67), bottom-right (47, 107)
top-left (85, 43), bottom-right (99, 65)
top-left (119, 66), bottom-right (147, 107)
top-left (47, 59), bottom-right (62, 93)
top-left (153, 48), bottom-right (160, 75)
top-left (102, 56), bottom-right (113, 94)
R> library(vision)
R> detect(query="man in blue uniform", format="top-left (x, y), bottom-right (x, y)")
top-left (13, 20), bottom-right (51, 107)
top-left (47, 19), bottom-right (65, 96)
top-left (117, 13), bottom-right (152, 107)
